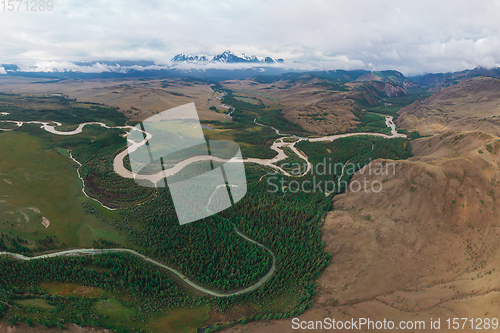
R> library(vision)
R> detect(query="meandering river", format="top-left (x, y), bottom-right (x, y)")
top-left (0, 114), bottom-right (404, 296)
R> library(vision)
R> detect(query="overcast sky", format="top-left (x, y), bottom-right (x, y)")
top-left (1, 0), bottom-right (500, 75)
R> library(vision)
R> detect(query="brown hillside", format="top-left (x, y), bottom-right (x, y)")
top-left (225, 131), bottom-right (500, 333)
top-left (222, 78), bottom-right (409, 135)
top-left (397, 77), bottom-right (500, 136)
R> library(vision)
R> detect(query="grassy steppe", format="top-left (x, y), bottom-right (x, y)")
top-left (0, 130), bottom-right (130, 251)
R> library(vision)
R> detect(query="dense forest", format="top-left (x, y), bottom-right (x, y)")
top-left (296, 136), bottom-right (411, 194)
top-left (357, 112), bottom-right (391, 134)
top-left (0, 253), bottom-right (188, 331)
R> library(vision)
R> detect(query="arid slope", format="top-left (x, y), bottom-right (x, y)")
top-left (397, 77), bottom-right (500, 136)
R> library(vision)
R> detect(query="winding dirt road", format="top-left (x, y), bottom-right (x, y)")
top-left (0, 225), bottom-right (275, 297)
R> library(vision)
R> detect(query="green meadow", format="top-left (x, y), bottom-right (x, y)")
top-left (202, 122), bottom-right (279, 159)
top-left (149, 308), bottom-right (210, 333)
top-left (0, 130), bottom-right (129, 251)
top-left (233, 95), bottom-right (261, 105)
top-left (13, 298), bottom-right (55, 310)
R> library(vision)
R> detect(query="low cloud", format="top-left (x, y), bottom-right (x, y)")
top-left (29, 61), bottom-right (116, 73)
top-left (10, 56), bottom-right (369, 74)
top-left (412, 37), bottom-right (500, 73)
top-left (25, 61), bottom-right (170, 73)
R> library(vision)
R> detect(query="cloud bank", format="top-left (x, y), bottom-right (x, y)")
top-left (0, 0), bottom-right (499, 75)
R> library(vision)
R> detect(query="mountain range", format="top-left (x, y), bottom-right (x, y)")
top-left (172, 50), bottom-right (284, 64)
top-left (410, 66), bottom-right (500, 90)
top-left (2, 55), bottom-right (500, 91)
